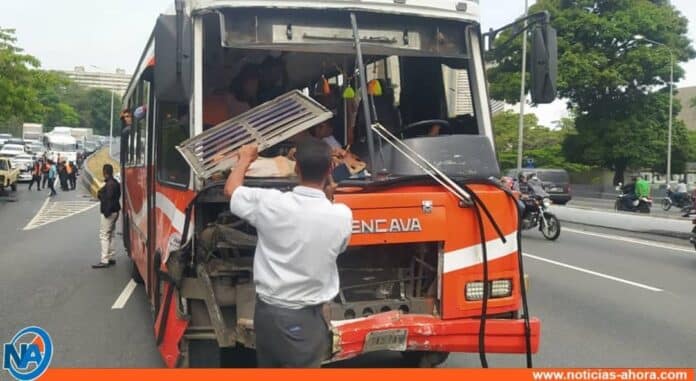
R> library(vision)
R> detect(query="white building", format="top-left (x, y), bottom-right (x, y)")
top-left (59, 66), bottom-right (131, 96)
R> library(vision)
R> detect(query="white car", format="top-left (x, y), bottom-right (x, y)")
top-left (0, 144), bottom-right (26, 157)
top-left (27, 143), bottom-right (46, 157)
top-left (11, 154), bottom-right (34, 182)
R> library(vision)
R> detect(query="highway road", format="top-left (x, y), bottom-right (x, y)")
top-left (1, 183), bottom-right (695, 368)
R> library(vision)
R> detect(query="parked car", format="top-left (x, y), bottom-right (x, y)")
top-left (0, 157), bottom-right (19, 192)
top-left (505, 168), bottom-right (572, 205)
top-left (0, 133), bottom-right (12, 146)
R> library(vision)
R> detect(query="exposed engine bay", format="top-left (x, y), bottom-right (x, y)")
top-left (168, 196), bottom-right (442, 350)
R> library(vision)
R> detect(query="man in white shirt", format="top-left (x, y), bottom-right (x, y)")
top-left (224, 138), bottom-right (352, 368)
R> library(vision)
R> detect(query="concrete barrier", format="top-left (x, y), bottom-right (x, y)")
top-left (551, 205), bottom-right (693, 239)
top-left (81, 148), bottom-right (116, 198)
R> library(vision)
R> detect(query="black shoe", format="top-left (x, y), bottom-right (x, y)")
top-left (108, 259), bottom-right (116, 265)
top-left (92, 262), bottom-right (110, 269)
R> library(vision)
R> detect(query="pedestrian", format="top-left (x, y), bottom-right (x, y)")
top-left (224, 138), bottom-right (352, 368)
top-left (28, 158), bottom-right (42, 191)
top-left (93, 164), bottom-right (121, 269)
top-left (58, 161), bottom-right (68, 191)
top-left (41, 159), bottom-right (50, 189)
top-left (66, 161), bottom-right (76, 190)
top-left (47, 160), bottom-right (57, 197)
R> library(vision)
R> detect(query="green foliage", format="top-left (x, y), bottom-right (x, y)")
top-left (493, 111), bottom-right (588, 172)
top-left (0, 27), bottom-right (118, 136)
top-left (487, 1), bottom-right (695, 181)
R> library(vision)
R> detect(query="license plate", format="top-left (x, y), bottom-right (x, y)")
top-left (363, 329), bottom-right (408, 352)
top-left (550, 187), bottom-right (563, 192)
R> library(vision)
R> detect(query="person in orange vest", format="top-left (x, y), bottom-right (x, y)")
top-left (41, 159), bottom-right (51, 189)
top-left (67, 161), bottom-right (78, 190)
top-left (28, 158), bottom-right (43, 191)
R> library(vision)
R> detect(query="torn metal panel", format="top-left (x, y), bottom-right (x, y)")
top-left (176, 90), bottom-right (332, 179)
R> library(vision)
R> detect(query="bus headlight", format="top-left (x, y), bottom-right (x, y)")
top-left (465, 279), bottom-right (513, 301)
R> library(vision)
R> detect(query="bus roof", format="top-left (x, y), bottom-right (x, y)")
top-left (188, 0), bottom-right (480, 22)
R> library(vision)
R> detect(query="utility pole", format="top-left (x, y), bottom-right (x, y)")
top-left (516, 0), bottom-right (530, 173)
top-left (109, 90), bottom-right (115, 157)
top-left (633, 36), bottom-right (675, 185)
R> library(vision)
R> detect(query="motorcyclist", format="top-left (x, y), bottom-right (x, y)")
top-left (672, 180), bottom-right (689, 206)
top-left (636, 175), bottom-right (651, 200)
top-left (520, 174), bottom-right (549, 221)
top-left (526, 174), bottom-right (550, 198)
top-left (621, 177), bottom-right (638, 210)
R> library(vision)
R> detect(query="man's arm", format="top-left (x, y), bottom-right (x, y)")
top-left (223, 144), bottom-right (259, 199)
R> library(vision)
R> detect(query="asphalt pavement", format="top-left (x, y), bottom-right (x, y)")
top-left (1, 182), bottom-right (695, 368)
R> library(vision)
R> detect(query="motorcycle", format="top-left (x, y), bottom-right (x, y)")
top-left (615, 183), bottom-right (652, 213)
top-left (662, 189), bottom-right (692, 212)
top-left (521, 195), bottom-right (561, 241)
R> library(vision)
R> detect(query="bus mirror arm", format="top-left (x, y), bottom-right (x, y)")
top-left (483, 11), bottom-right (550, 52)
top-left (484, 10), bottom-right (558, 104)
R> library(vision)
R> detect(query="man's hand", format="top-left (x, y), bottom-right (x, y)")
top-left (238, 144), bottom-right (259, 164)
top-left (224, 144), bottom-right (259, 199)
top-left (324, 176), bottom-right (338, 202)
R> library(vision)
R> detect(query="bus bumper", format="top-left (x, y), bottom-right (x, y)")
top-left (330, 311), bottom-right (540, 361)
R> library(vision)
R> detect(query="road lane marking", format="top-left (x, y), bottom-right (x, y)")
top-left (111, 279), bottom-right (137, 310)
top-left (23, 197), bottom-right (50, 230)
top-left (523, 253), bottom-right (663, 292)
top-left (23, 199), bottom-right (99, 230)
top-left (563, 227), bottom-right (694, 254)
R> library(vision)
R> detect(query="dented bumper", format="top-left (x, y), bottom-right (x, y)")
top-left (330, 311), bottom-right (540, 362)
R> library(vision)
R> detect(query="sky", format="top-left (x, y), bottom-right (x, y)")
top-left (1, 0), bottom-right (695, 125)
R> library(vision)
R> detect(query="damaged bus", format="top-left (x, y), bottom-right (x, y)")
top-left (121, 0), bottom-right (557, 368)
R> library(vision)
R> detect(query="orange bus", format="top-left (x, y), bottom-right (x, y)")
top-left (121, 0), bottom-right (556, 368)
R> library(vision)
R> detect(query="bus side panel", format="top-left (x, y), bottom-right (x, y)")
top-left (124, 166), bottom-right (149, 289)
top-left (152, 183), bottom-right (195, 367)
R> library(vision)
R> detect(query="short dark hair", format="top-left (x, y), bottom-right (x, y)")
top-left (103, 164), bottom-right (114, 177)
top-left (295, 137), bottom-right (332, 183)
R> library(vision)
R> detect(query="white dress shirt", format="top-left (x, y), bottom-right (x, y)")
top-left (230, 185), bottom-right (353, 309)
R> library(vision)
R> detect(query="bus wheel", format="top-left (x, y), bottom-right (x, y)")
top-left (401, 351), bottom-right (450, 368)
top-left (131, 259), bottom-right (144, 284)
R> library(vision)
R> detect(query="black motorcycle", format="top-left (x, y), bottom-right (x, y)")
top-left (662, 189), bottom-right (692, 212)
top-left (615, 183), bottom-right (652, 213)
top-left (521, 196), bottom-right (561, 241)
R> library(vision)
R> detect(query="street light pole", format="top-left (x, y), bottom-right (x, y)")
top-left (633, 36), bottom-right (675, 185)
top-left (667, 50), bottom-right (674, 185)
top-left (516, 0), bottom-right (530, 173)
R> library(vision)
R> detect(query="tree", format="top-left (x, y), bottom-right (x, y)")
top-left (0, 28), bottom-right (42, 127)
top-left (487, 0), bottom-right (695, 184)
top-left (0, 27), bottom-right (84, 132)
top-left (493, 111), bottom-right (588, 172)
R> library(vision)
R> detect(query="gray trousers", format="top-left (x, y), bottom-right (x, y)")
top-left (254, 296), bottom-right (330, 368)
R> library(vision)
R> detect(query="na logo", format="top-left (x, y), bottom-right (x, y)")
top-left (3, 326), bottom-right (53, 380)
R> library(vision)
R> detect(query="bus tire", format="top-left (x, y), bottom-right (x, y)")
top-left (401, 351), bottom-right (450, 368)
top-left (131, 259), bottom-right (144, 284)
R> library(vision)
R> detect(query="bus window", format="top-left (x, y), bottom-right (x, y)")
top-left (135, 82), bottom-right (150, 166)
top-left (157, 103), bottom-right (190, 186)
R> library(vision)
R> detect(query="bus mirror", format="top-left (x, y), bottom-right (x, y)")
top-left (530, 24), bottom-right (558, 104)
top-left (154, 14), bottom-right (193, 103)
